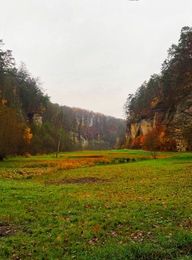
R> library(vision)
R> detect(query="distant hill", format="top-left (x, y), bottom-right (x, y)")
top-left (124, 26), bottom-right (192, 151)
top-left (0, 40), bottom-right (125, 158)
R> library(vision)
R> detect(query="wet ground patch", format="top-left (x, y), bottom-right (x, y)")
top-left (111, 157), bottom-right (137, 164)
top-left (68, 155), bottom-right (104, 159)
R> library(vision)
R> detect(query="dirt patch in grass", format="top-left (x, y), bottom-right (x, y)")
top-left (46, 177), bottom-right (109, 185)
top-left (180, 218), bottom-right (192, 230)
top-left (177, 243), bottom-right (192, 256)
top-left (0, 224), bottom-right (16, 237)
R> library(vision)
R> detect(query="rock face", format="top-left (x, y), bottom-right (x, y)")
top-left (33, 114), bottom-right (43, 127)
top-left (127, 94), bottom-right (192, 151)
top-left (71, 108), bottom-right (126, 149)
top-left (129, 120), bottom-right (154, 139)
top-left (170, 93), bottom-right (192, 151)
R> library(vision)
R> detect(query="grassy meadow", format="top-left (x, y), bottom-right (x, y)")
top-left (0, 150), bottom-right (192, 259)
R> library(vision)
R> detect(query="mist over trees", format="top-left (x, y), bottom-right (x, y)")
top-left (0, 41), bottom-right (125, 159)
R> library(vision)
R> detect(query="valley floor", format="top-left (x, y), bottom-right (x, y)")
top-left (0, 150), bottom-right (192, 259)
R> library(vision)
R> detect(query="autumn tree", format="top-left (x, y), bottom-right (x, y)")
top-left (143, 128), bottom-right (160, 159)
top-left (0, 104), bottom-right (25, 160)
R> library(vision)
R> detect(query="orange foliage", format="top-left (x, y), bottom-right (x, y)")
top-left (142, 128), bottom-right (160, 156)
top-left (56, 157), bottom-right (110, 170)
top-left (1, 99), bottom-right (7, 106)
top-left (142, 126), bottom-right (176, 152)
top-left (131, 136), bottom-right (143, 149)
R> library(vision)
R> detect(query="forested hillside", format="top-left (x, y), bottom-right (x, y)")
top-left (0, 40), bottom-right (125, 159)
top-left (125, 26), bottom-right (192, 151)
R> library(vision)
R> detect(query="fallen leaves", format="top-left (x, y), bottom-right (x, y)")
top-left (130, 230), bottom-right (152, 242)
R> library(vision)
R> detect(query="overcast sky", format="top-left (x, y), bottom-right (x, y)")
top-left (0, 0), bottom-right (192, 118)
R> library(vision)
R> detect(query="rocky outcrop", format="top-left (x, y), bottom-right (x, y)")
top-left (170, 93), bottom-right (192, 151)
top-left (129, 119), bottom-right (154, 139)
top-left (33, 114), bottom-right (43, 127)
top-left (71, 108), bottom-right (126, 149)
top-left (127, 94), bottom-right (192, 151)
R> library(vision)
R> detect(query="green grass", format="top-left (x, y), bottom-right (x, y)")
top-left (0, 150), bottom-right (192, 259)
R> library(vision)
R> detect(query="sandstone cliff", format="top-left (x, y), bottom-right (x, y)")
top-left (125, 27), bottom-right (192, 151)
top-left (126, 93), bottom-right (192, 151)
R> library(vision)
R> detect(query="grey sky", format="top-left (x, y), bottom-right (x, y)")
top-left (1, 0), bottom-right (192, 118)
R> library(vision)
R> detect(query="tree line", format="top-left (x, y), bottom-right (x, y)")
top-left (0, 41), bottom-right (125, 159)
